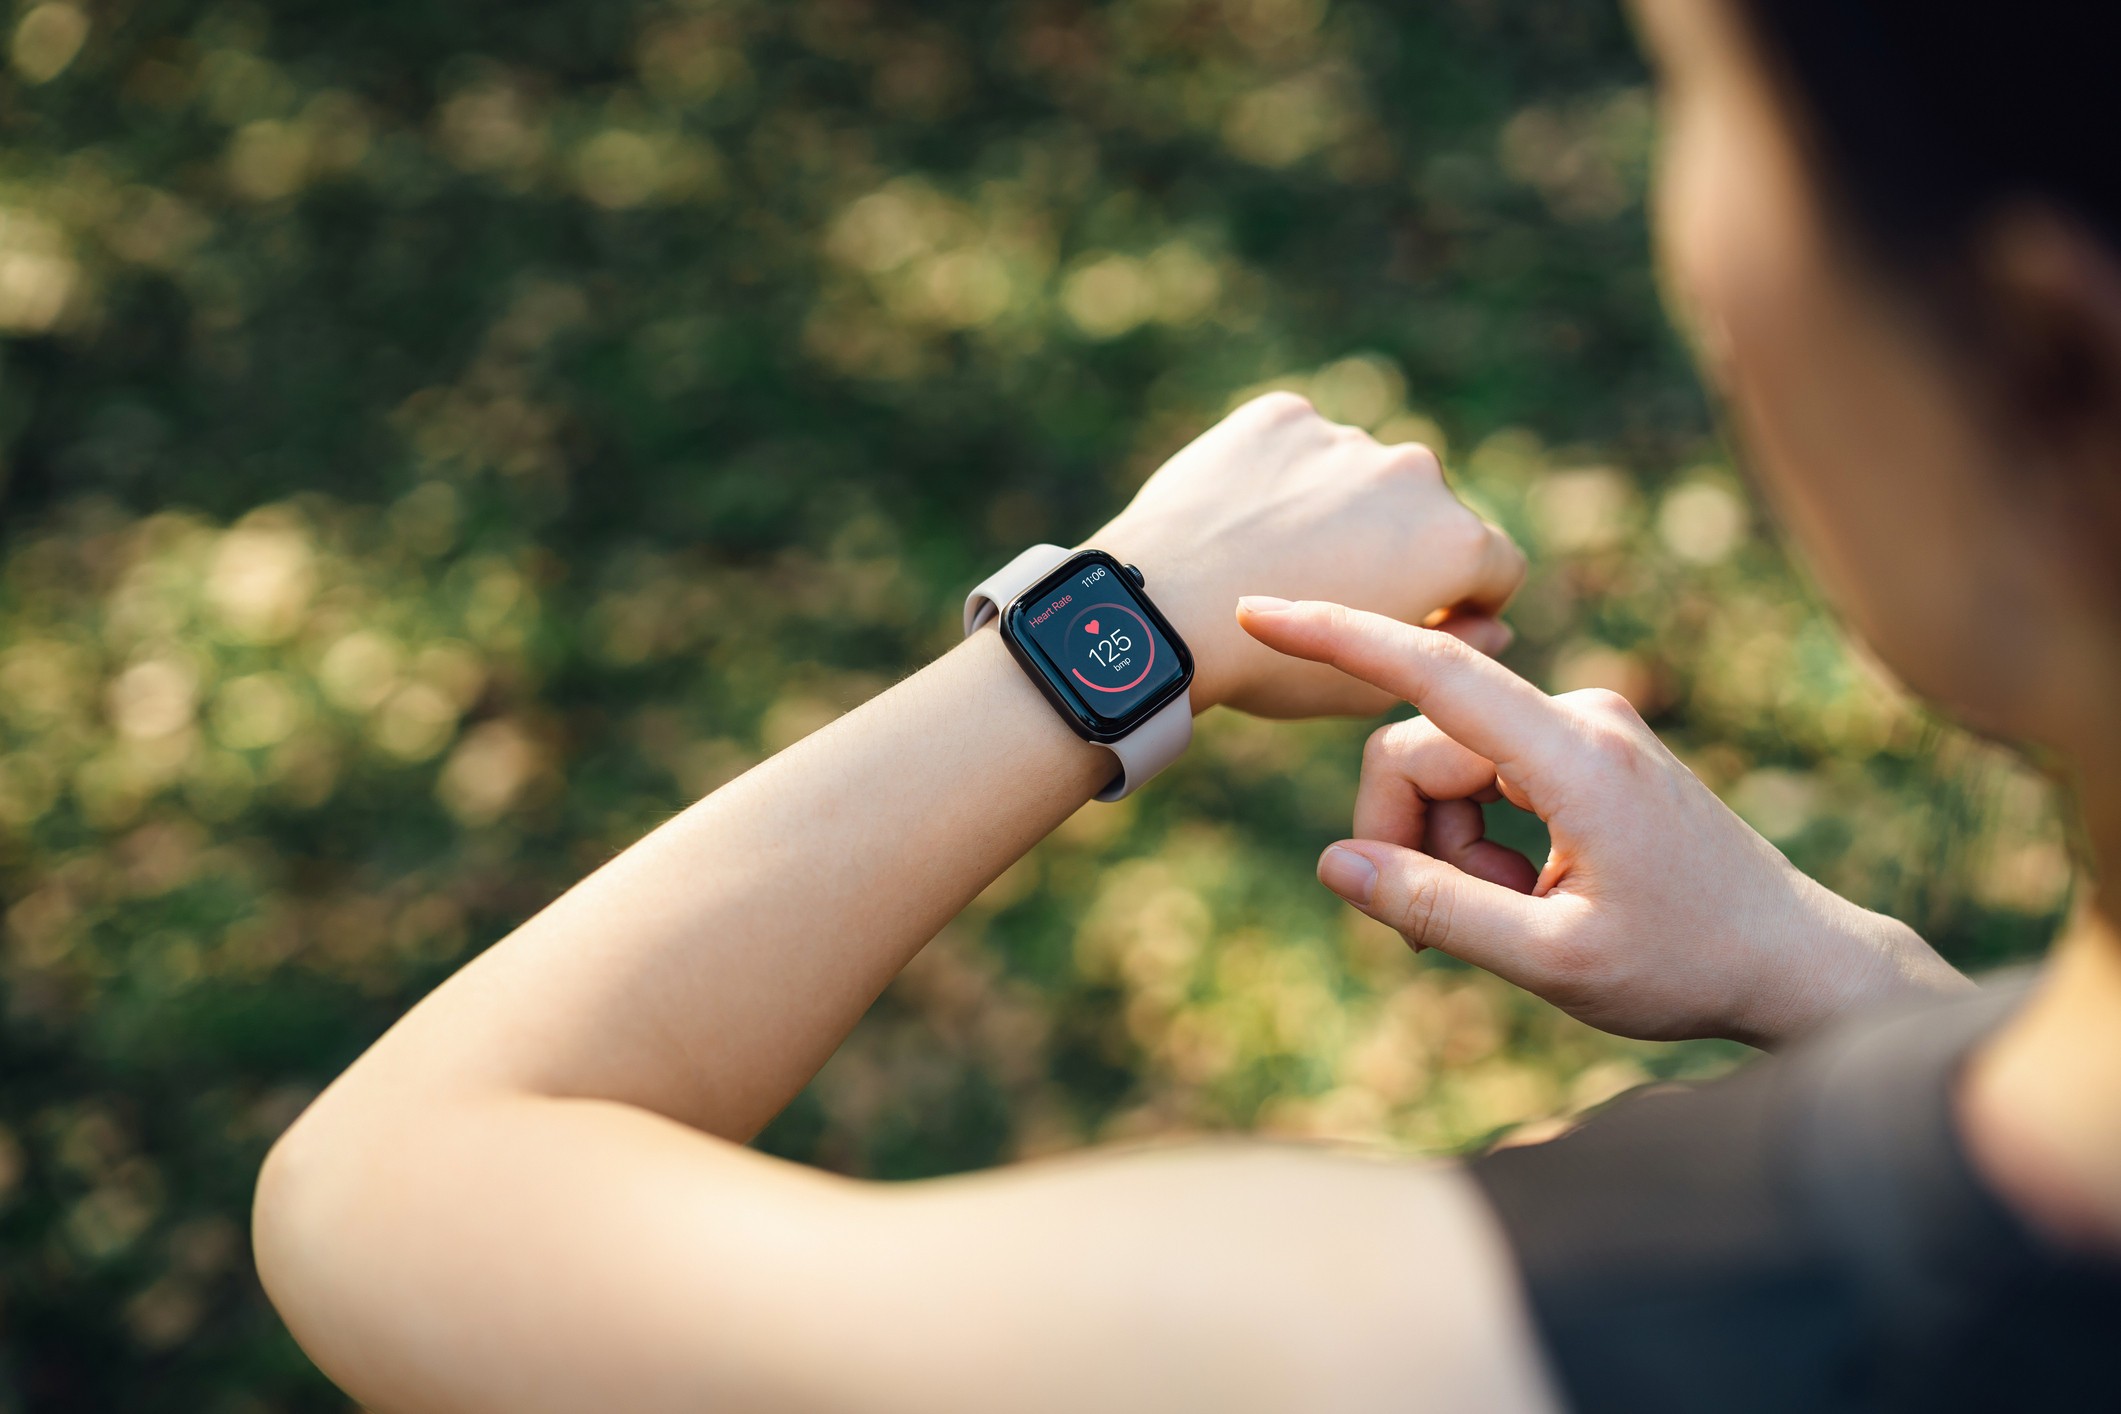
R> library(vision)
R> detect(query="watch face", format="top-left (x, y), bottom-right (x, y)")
top-left (1007, 551), bottom-right (1191, 736)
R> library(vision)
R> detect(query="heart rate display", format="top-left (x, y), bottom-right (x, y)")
top-left (1016, 559), bottom-right (1186, 726)
top-left (1067, 602), bottom-right (1153, 692)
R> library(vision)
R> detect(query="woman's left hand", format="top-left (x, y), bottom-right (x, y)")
top-left (1094, 392), bottom-right (1525, 718)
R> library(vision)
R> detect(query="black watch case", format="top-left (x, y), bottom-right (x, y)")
top-left (997, 548), bottom-right (1195, 744)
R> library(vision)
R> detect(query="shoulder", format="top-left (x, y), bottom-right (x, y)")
top-left (1464, 975), bottom-right (2120, 1414)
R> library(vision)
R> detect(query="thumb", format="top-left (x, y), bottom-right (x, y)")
top-left (1318, 840), bottom-right (1545, 971)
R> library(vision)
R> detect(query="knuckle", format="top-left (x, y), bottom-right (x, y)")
top-left (1553, 693), bottom-right (1649, 773)
top-left (1389, 868), bottom-right (1454, 949)
top-left (1424, 622), bottom-right (1476, 669)
top-left (1434, 506), bottom-right (1495, 566)
top-left (1494, 526), bottom-right (1529, 576)
top-left (1563, 687), bottom-right (1643, 725)
top-left (1243, 390), bottom-right (1316, 423)
top-left (1379, 442), bottom-right (1444, 481)
top-left (1360, 717), bottom-right (1431, 772)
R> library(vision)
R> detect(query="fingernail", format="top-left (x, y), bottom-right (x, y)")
top-left (1318, 845), bottom-right (1378, 905)
top-left (1237, 595), bottom-right (1293, 616)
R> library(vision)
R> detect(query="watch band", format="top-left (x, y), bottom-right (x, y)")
top-left (962, 543), bottom-right (1074, 635)
top-left (963, 543), bottom-right (1193, 803)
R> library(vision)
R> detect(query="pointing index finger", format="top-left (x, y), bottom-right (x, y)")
top-left (1237, 597), bottom-right (1568, 781)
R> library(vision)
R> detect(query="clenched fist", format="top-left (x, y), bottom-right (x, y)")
top-left (1095, 393), bottom-right (1525, 719)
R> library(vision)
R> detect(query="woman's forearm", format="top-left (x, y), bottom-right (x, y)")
top-left (254, 397), bottom-right (1548, 1412)
top-left (324, 623), bottom-right (1115, 1140)
top-left (266, 396), bottom-right (1531, 1147)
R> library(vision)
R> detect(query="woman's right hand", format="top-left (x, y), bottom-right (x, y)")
top-left (1238, 598), bottom-right (1970, 1049)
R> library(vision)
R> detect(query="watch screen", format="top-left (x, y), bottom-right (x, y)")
top-left (1018, 560), bottom-right (1186, 724)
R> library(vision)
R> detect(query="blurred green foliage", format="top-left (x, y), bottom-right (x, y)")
top-left (0, 0), bottom-right (2070, 1407)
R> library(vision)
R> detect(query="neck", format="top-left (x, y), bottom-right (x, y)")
top-left (1933, 594), bottom-right (2121, 1248)
top-left (1961, 897), bottom-right (2121, 1253)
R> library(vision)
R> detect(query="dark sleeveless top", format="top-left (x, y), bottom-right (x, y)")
top-left (1468, 977), bottom-right (2121, 1413)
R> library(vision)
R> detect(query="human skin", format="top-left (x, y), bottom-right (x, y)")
top-left (1235, 597), bottom-right (1965, 1049)
top-left (252, 0), bottom-right (2121, 1407)
top-left (1628, 0), bottom-right (2121, 1255)
top-left (252, 395), bottom-right (1574, 1413)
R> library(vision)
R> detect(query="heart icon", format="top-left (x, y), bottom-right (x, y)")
top-left (1084, 619), bottom-right (1100, 634)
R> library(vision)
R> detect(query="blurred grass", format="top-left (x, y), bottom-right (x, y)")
top-left (0, 0), bottom-right (2071, 1407)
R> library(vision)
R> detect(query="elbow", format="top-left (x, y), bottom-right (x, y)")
top-left (252, 1085), bottom-right (399, 1396)
top-left (252, 1073), bottom-right (505, 1409)
top-left (252, 1098), bottom-right (344, 1344)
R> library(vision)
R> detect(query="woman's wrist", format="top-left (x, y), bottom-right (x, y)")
top-left (1737, 896), bottom-right (1973, 1048)
top-left (957, 620), bottom-right (1127, 789)
top-left (1086, 523), bottom-right (1237, 714)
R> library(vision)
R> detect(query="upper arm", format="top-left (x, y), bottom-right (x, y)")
top-left (872, 1143), bottom-right (1563, 1414)
top-left (256, 1092), bottom-right (1561, 1414)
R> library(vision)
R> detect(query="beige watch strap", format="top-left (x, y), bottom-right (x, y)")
top-left (962, 544), bottom-right (1192, 801)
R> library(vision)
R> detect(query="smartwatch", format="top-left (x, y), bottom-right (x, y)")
top-left (964, 544), bottom-right (1194, 802)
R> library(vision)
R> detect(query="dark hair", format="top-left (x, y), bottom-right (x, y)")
top-left (1734, 1), bottom-right (2121, 265)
